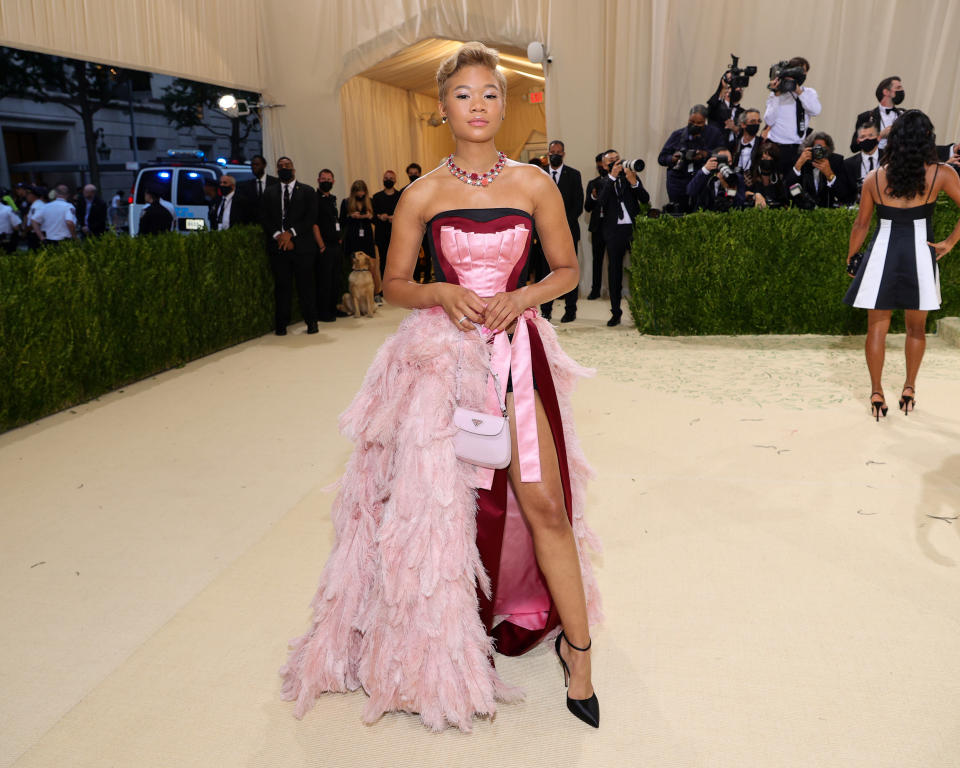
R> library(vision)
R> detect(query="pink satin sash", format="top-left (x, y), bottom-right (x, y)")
top-left (476, 308), bottom-right (541, 490)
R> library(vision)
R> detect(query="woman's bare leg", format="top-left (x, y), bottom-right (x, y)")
top-left (903, 310), bottom-right (928, 407)
top-left (866, 309), bottom-right (892, 399)
top-left (505, 392), bottom-right (593, 700)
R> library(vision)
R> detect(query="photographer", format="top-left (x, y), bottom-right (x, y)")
top-left (685, 147), bottom-right (747, 212)
top-left (707, 75), bottom-right (746, 145)
top-left (657, 105), bottom-right (724, 212)
top-left (732, 109), bottom-right (763, 171)
top-left (597, 150), bottom-right (649, 326)
top-left (745, 141), bottom-right (789, 209)
top-left (763, 57), bottom-right (821, 178)
top-left (843, 121), bottom-right (881, 203)
top-left (849, 76), bottom-right (904, 153)
top-left (790, 131), bottom-right (853, 208)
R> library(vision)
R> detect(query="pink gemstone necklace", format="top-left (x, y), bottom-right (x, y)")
top-left (445, 151), bottom-right (507, 187)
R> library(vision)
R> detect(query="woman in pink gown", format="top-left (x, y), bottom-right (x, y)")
top-left (280, 41), bottom-right (603, 732)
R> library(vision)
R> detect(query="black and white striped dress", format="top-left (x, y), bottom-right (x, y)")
top-left (844, 166), bottom-right (942, 311)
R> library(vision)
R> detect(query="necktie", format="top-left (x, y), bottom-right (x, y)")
top-left (868, 157), bottom-right (874, 171)
top-left (795, 96), bottom-right (805, 139)
top-left (552, 170), bottom-right (559, 183)
top-left (216, 199), bottom-right (224, 227)
top-left (282, 184), bottom-right (290, 230)
top-left (257, 178), bottom-right (262, 200)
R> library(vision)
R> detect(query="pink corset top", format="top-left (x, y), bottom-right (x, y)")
top-left (427, 207), bottom-right (542, 489)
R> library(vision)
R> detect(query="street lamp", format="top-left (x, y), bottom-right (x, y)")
top-left (216, 93), bottom-right (284, 120)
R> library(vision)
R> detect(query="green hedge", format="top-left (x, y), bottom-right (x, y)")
top-left (627, 196), bottom-right (960, 335)
top-left (0, 226), bottom-right (275, 432)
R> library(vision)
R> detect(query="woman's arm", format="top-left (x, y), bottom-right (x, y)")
top-left (381, 182), bottom-right (486, 328)
top-left (929, 166), bottom-right (960, 259)
top-left (848, 169), bottom-right (877, 262)
top-left (483, 169), bottom-right (579, 332)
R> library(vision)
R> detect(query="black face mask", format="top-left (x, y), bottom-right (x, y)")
top-left (744, 123), bottom-right (761, 137)
top-left (892, 90), bottom-right (905, 105)
top-left (355, 194), bottom-right (366, 201)
top-left (383, 179), bottom-right (395, 189)
top-left (859, 138), bottom-right (879, 153)
top-left (277, 167), bottom-right (294, 183)
top-left (408, 174), bottom-right (419, 183)
top-left (758, 160), bottom-right (774, 174)
top-left (730, 88), bottom-right (743, 103)
top-left (219, 186), bottom-right (230, 196)
top-left (318, 180), bottom-right (333, 193)
top-left (688, 123), bottom-right (703, 136)
top-left (549, 153), bottom-right (563, 168)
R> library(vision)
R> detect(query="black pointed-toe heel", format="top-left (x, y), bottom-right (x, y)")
top-left (870, 392), bottom-right (888, 422)
top-left (899, 384), bottom-right (915, 414)
top-left (554, 631), bottom-right (600, 728)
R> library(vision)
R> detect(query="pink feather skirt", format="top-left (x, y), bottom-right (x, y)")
top-left (279, 307), bottom-right (602, 732)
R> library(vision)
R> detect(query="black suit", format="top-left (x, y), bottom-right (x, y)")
top-left (238, 173), bottom-right (279, 205)
top-left (261, 180), bottom-right (318, 331)
top-left (843, 151), bottom-right (880, 202)
top-left (76, 196), bottom-right (107, 236)
top-left (315, 192), bottom-right (343, 322)
top-left (540, 164), bottom-right (584, 318)
top-left (685, 168), bottom-right (747, 211)
top-left (790, 153), bottom-right (854, 208)
top-left (598, 174), bottom-right (649, 317)
top-left (139, 202), bottom-right (173, 235)
top-left (850, 106), bottom-right (903, 153)
top-left (658, 124), bottom-right (725, 211)
top-left (584, 173), bottom-right (607, 297)
top-left (212, 193), bottom-right (254, 229)
top-left (707, 90), bottom-right (745, 146)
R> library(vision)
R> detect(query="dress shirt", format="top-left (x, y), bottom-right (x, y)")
top-left (32, 198), bottom-right (76, 240)
top-left (273, 181), bottom-right (298, 240)
top-left (217, 191), bottom-right (234, 231)
top-left (609, 173), bottom-right (640, 224)
top-left (764, 88), bottom-right (822, 144)
top-left (737, 138), bottom-right (755, 171)
top-left (26, 199), bottom-right (44, 227)
top-left (0, 204), bottom-right (20, 235)
top-left (550, 164), bottom-right (564, 183)
top-left (860, 149), bottom-right (880, 179)
top-left (877, 103), bottom-right (899, 150)
top-left (793, 164), bottom-right (836, 190)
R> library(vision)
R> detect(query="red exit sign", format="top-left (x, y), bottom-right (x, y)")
top-left (529, 91), bottom-right (544, 104)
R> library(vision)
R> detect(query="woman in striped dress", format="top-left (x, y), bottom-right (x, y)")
top-left (844, 110), bottom-right (960, 418)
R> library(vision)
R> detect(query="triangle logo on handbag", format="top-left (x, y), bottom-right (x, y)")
top-left (472, 418), bottom-right (483, 427)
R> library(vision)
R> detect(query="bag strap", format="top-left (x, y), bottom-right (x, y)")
top-left (456, 328), bottom-right (507, 418)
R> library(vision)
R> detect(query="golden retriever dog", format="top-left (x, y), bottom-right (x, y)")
top-left (340, 251), bottom-right (377, 318)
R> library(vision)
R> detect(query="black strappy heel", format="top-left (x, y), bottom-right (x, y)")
top-left (899, 384), bottom-right (916, 414)
top-left (870, 392), bottom-right (888, 421)
top-left (554, 631), bottom-right (600, 728)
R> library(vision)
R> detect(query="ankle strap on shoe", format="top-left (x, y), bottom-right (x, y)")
top-left (561, 632), bottom-right (592, 653)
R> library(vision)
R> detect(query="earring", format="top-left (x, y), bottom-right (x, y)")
top-left (441, 115), bottom-right (447, 123)
top-left (501, 115), bottom-right (505, 121)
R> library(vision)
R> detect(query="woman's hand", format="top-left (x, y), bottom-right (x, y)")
top-left (928, 240), bottom-right (954, 260)
top-left (482, 290), bottom-right (529, 333)
top-left (436, 282), bottom-right (487, 331)
top-left (754, 193), bottom-right (768, 210)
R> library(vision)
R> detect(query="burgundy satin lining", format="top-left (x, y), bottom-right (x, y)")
top-left (476, 322), bottom-right (573, 657)
top-left (429, 214), bottom-right (532, 290)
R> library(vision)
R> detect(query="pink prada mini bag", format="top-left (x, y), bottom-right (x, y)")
top-left (453, 329), bottom-right (511, 470)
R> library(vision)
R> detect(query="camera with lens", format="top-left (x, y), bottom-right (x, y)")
top-left (724, 53), bottom-right (757, 88)
top-left (768, 60), bottom-right (806, 93)
top-left (672, 148), bottom-right (699, 171)
top-left (709, 152), bottom-right (736, 181)
top-left (810, 144), bottom-right (829, 162)
top-left (788, 182), bottom-right (816, 210)
top-left (621, 158), bottom-right (645, 173)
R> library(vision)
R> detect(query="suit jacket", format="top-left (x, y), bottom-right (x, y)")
top-left (213, 193), bottom-right (255, 229)
top-left (315, 193), bottom-right (340, 245)
top-left (597, 174), bottom-right (649, 237)
top-left (791, 152), bottom-right (854, 207)
top-left (237, 173), bottom-right (279, 203)
top-left (707, 90), bottom-right (745, 145)
top-left (261, 180), bottom-right (318, 254)
top-left (685, 168), bottom-right (747, 211)
top-left (76, 196), bottom-right (107, 235)
top-left (850, 106), bottom-right (903, 152)
top-left (658, 124), bottom-right (726, 178)
top-left (548, 165), bottom-right (584, 241)
top-left (843, 151), bottom-right (880, 201)
top-left (584, 174), bottom-right (605, 232)
top-left (139, 202), bottom-right (174, 235)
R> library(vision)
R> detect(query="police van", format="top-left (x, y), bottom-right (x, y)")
top-left (129, 150), bottom-right (255, 236)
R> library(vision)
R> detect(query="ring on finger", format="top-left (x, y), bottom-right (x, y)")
top-left (457, 315), bottom-right (468, 324)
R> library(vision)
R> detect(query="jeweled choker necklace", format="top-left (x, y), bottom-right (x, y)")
top-left (445, 151), bottom-right (507, 187)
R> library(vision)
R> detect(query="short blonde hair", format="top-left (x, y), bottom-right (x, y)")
top-left (436, 41), bottom-right (507, 102)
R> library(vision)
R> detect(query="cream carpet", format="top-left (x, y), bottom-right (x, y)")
top-left (2, 299), bottom-right (959, 768)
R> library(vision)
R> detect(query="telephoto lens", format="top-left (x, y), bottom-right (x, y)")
top-left (622, 158), bottom-right (645, 173)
